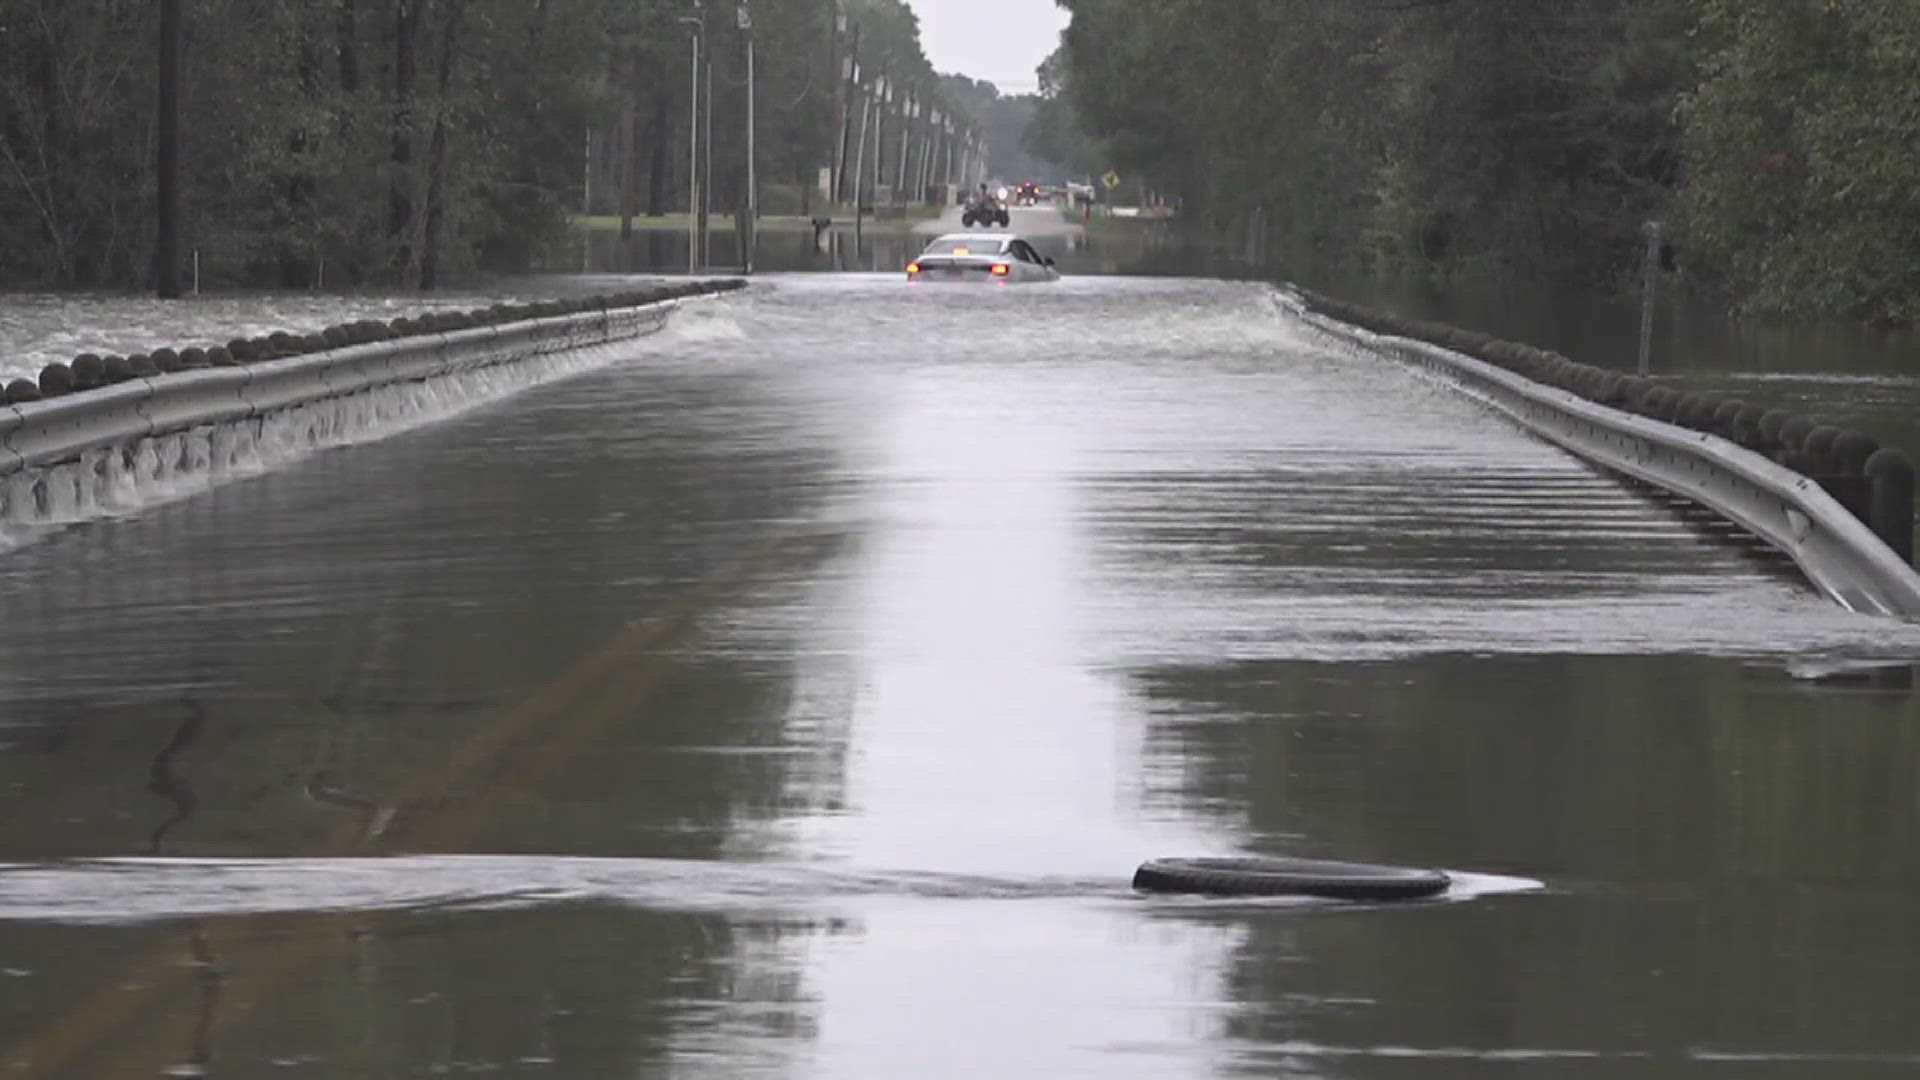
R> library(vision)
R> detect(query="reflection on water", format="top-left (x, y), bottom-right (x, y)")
top-left (3, 276), bottom-right (1920, 1077)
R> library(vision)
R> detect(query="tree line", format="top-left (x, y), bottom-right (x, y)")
top-left (0, 0), bottom-right (989, 294)
top-left (1036, 0), bottom-right (1920, 325)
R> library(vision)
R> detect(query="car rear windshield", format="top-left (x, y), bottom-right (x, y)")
top-left (922, 238), bottom-right (1007, 255)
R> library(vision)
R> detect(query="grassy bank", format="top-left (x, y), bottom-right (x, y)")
top-left (1078, 209), bottom-right (1171, 240)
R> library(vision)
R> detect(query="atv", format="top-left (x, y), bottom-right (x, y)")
top-left (960, 194), bottom-right (1010, 228)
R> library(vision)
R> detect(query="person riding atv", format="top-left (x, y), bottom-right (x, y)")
top-left (960, 183), bottom-right (1010, 228)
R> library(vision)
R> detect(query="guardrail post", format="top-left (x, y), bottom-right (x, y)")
top-left (1867, 448), bottom-right (1916, 565)
top-left (1637, 220), bottom-right (1662, 376)
top-left (1804, 425), bottom-right (1841, 475)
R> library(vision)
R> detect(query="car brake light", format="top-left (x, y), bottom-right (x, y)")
top-left (906, 261), bottom-right (920, 274)
top-left (990, 263), bottom-right (1009, 276)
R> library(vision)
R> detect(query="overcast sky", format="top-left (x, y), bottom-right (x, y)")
top-left (906, 0), bottom-right (1070, 95)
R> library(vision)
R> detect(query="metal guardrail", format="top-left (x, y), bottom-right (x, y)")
top-left (1279, 289), bottom-right (1920, 620)
top-left (1, 294), bottom-right (706, 477)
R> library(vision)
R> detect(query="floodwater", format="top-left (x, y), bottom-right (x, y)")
top-left (7, 256), bottom-right (1920, 1075)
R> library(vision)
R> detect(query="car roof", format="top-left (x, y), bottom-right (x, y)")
top-left (930, 232), bottom-right (1024, 243)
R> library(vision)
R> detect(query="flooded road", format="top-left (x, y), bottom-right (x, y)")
top-left (5, 275), bottom-right (1920, 1076)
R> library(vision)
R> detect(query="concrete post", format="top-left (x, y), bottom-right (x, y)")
top-left (1637, 220), bottom-right (1662, 376)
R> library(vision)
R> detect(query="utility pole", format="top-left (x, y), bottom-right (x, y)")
top-left (155, 0), bottom-right (183, 298)
top-left (620, 93), bottom-right (639, 239)
top-left (681, 13), bottom-right (701, 272)
top-left (740, 1), bottom-right (755, 274)
top-left (830, 1), bottom-right (848, 206)
top-left (701, 20), bottom-right (712, 271)
top-left (852, 75), bottom-right (871, 240)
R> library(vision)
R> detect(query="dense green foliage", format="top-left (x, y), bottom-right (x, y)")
top-left (1676, 0), bottom-right (1920, 324)
top-left (2, 0), bottom-right (614, 289)
top-left (0, 0), bottom-right (981, 291)
top-left (1046, 0), bottom-right (1920, 323)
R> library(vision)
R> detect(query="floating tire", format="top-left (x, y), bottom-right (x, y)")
top-left (1132, 856), bottom-right (1450, 901)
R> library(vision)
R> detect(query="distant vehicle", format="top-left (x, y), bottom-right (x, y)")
top-left (960, 190), bottom-right (1010, 228)
top-left (906, 233), bottom-right (1059, 284)
top-left (1014, 181), bottom-right (1042, 206)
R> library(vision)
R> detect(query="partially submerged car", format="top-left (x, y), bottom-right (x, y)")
top-left (906, 233), bottom-right (1059, 284)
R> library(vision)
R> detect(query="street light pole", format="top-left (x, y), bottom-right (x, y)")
top-left (701, 29), bottom-right (712, 271)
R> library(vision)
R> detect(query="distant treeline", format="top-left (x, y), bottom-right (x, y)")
top-left (1040, 0), bottom-right (1920, 325)
top-left (0, 0), bottom-right (987, 293)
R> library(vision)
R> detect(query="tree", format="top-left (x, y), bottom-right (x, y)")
top-left (1022, 48), bottom-right (1103, 181)
top-left (1677, 0), bottom-right (1920, 323)
top-left (155, 0), bottom-right (183, 297)
top-left (1051, 0), bottom-right (1698, 288)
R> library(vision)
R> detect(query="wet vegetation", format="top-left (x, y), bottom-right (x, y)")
top-left (0, 0), bottom-right (975, 293)
top-left (1040, 0), bottom-right (1920, 325)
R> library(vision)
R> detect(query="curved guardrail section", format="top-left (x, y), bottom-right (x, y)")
top-left (1278, 288), bottom-right (1920, 620)
top-left (1, 289), bottom-right (728, 476)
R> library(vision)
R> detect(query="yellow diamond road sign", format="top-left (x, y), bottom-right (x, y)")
top-left (1102, 170), bottom-right (1120, 190)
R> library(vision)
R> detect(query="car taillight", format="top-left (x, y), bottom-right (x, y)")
top-left (906, 261), bottom-right (921, 274)
top-left (990, 263), bottom-right (1010, 276)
